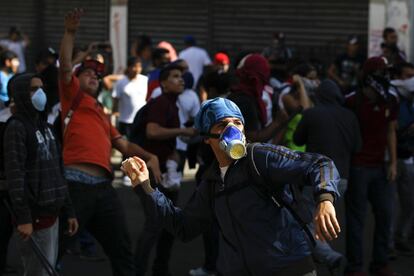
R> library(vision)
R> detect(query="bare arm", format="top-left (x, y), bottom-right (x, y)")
top-left (146, 122), bottom-right (196, 140)
top-left (292, 75), bottom-right (312, 110)
top-left (112, 137), bottom-right (162, 183)
top-left (387, 120), bottom-right (398, 182)
top-left (327, 64), bottom-right (344, 86)
top-left (59, 9), bottom-right (83, 84)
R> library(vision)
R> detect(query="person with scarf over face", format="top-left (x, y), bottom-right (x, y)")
top-left (344, 57), bottom-right (399, 276)
top-left (3, 73), bottom-right (78, 276)
top-left (228, 53), bottom-right (288, 143)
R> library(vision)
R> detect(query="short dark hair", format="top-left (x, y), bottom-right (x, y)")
top-left (393, 62), bottom-right (414, 78)
top-left (152, 47), bottom-right (169, 62)
top-left (383, 27), bottom-right (396, 40)
top-left (136, 34), bottom-right (152, 55)
top-left (159, 64), bottom-right (183, 83)
top-left (127, 56), bottom-right (141, 67)
top-left (0, 50), bottom-right (17, 67)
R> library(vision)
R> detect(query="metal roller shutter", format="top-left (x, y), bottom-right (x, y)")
top-left (0, 0), bottom-right (41, 71)
top-left (210, 0), bottom-right (369, 65)
top-left (42, 0), bottom-right (111, 55)
top-left (128, 0), bottom-right (209, 54)
top-left (128, 0), bottom-right (368, 65)
top-left (0, 0), bottom-right (110, 71)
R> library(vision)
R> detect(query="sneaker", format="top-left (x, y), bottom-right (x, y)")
top-left (122, 175), bottom-right (132, 186)
top-left (395, 241), bottom-right (414, 256)
top-left (189, 267), bottom-right (216, 276)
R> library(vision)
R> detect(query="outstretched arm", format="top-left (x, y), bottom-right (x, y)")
top-left (122, 157), bottom-right (213, 242)
top-left (253, 144), bottom-right (341, 241)
top-left (59, 8), bottom-right (83, 85)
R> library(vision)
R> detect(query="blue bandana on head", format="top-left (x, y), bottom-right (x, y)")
top-left (195, 97), bottom-right (245, 134)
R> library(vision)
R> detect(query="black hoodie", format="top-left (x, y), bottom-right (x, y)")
top-left (293, 80), bottom-right (362, 179)
top-left (3, 73), bottom-right (74, 225)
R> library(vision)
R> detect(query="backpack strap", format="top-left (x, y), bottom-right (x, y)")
top-left (246, 143), bottom-right (316, 247)
top-left (62, 89), bottom-right (83, 135)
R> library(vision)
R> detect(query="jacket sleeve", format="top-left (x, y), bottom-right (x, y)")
top-left (61, 188), bottom-right (76, 219)
top-left (134, 180), bottom-right (213, 242)
top-left (4, 120), bottom-right (31, 225)
top-left (253, 143), bottom-right (340, 202)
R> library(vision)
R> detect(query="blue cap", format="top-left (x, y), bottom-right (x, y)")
top-left (195, 97), bottom-right (244, 134)
top-left (184, 35), bottom-right (196, 45)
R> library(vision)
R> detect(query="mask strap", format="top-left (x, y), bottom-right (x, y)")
top-left (200, 132), bottom-right (220, 139)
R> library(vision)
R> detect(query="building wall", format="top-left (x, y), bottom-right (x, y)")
top-left (0, 0), bottom-right (110, 71)
top-left (129, 0), bottom-right (369, 66)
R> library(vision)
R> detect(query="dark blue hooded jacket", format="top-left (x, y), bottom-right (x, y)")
top-left (138, 142), bottom-right (340, 275)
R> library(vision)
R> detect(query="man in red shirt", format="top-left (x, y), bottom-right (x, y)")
top-left (345, 57), bottom-right (398, 276)
top-left (58, 9), bottom-right (161, 276)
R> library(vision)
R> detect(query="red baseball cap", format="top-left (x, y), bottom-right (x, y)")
top-left (75, 59), bottom-right (105, 78)
top-left (362, 56), bottom-right (388, 75)
top-left (214, 52), bottom-right (230, 65)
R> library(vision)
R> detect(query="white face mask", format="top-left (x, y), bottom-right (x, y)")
top-left (402, 77), bottom-right (414, 92)
top-left (31, 88), bottom-right (47, 111)
top-left (391, 77), bottom-right (414, 98)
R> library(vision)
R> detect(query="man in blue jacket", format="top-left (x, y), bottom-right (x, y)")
top-left (123, 97), bottom-right (341, 276)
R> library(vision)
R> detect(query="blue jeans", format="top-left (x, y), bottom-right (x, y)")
top-left (345, 166), bottom-right (392, 272)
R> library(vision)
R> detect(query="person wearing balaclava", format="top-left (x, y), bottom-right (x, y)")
top-left (293, 80), bottom-right (362, 273)
top-left (389, 62), bottom-right (414, 256)
top-left (122, 97), bottom-right (342, 276)
top-left (344, 56), bottom-right (399, 275)
top-left (3, 73), bottom-right (78, 276)
top-left (228, 53), bottom-right (289, 143)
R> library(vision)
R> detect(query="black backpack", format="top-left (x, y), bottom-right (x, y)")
top-left (129, 99), bottom-right (156, 146)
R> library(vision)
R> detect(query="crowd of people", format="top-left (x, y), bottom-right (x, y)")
top-left (0, 7), bottom-right (413, 276)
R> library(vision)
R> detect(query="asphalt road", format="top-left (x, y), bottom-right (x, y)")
top-left (5, 164), bottom-right (414, 276)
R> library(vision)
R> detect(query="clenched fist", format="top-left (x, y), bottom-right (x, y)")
top-left (121, 157), bottom-right (150, 187)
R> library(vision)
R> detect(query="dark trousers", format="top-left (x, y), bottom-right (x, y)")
top-left (60, 181), bottom-right (135, 276)
top-left (134, 182), bottom-right (178, 276)
top-left (0, 192), bottom-right (13, 274)
top-left (345, 166), bottom-right (392, 272)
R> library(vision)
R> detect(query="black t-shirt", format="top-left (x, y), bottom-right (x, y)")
top-left (334, 53), bottom-right (365, 90)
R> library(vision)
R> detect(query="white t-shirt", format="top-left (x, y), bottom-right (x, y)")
top-left (220, 166), bottom-right (229, 182)
top-left (113, 74), bottom-right (148, 123)
top-left (176, 89), bottom-right (200, 151)
top-left (150, 87), bottom-right (162, 100)
top-left (178, 46), bottom-right (211, 87)
top-left (0, 39), bottom-right (27, 72)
